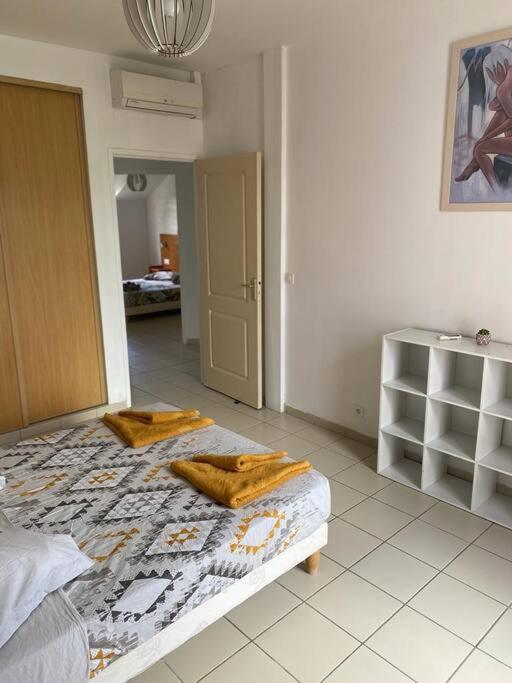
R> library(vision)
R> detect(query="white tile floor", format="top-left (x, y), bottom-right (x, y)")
top-left (128, 314), bottom-right (512, 683)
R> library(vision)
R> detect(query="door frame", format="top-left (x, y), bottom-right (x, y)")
top-left (108, 145), bottom-right (284, 411)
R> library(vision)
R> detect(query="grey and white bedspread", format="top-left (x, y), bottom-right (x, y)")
top-left (0, 404), bottom-right (330, 679)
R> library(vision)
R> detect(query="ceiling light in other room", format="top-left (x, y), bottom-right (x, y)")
top-left (123, 0), bottom-right (215, 58)
top-left (126, 174), bottom-right (148, 192)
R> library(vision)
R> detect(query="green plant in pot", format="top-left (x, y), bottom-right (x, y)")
top-left (476, 328), bottom-right (491, 346)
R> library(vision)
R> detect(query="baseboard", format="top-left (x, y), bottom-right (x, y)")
top-left (184, 338), bottom-right (200, 347)
top-left (285, 404), bottom-right (378, 449)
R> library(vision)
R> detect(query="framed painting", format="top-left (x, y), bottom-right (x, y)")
top-left (442, 28), bottom-right (512, 210)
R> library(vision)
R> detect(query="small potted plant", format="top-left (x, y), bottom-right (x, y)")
top-left (476, 328), bottom-right (491, 346)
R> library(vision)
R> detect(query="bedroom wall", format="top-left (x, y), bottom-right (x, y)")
top-left (116, 199), bottom-right (149, 279)
top-left (146, 175), bottom-right (178, 264)
top-left (0, 33), bottom-right (203, 407)
top-left (204, 1), bottom-right (512, 437)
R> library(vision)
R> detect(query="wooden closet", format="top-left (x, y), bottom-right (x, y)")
top-left (0, 76), bottom-right (106, 433)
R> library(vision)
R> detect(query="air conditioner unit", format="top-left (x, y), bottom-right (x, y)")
top-left (111, 70), bottom-right (202, 119)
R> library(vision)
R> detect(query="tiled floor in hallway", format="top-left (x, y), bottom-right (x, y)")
top-left (128, 314), bottom-right (512, 683)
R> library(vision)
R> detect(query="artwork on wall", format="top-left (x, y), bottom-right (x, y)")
top-left (442, 28), bottom-right (512, 210)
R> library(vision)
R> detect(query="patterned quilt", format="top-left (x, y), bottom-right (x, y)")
top-left (0, 405), bottom-right (330, 679)
top-left (123, 279), bottom-right (181, 309)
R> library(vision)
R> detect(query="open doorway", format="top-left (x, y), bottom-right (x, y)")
top-left (113, 157), bottom-right (205, 408)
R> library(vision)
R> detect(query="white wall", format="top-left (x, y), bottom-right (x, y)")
top-left (0, 33), bottom-right (203, 406)
top-left (203, 56), bottom-right (263, 156)
top-left (116, 199), bottom-right (149, 279)
top-left (203, 2), bottom-right (512, 437)
top-left (146, 175), bottom-right (178, 264)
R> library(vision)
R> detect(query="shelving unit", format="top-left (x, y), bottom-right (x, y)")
top-left (378, 328), bottom-right (512, 529)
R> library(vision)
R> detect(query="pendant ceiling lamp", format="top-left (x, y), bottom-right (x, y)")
top-left (123, 0), bottom-right (215, 58)
top-left (127, 174), bottom-right (148, 192)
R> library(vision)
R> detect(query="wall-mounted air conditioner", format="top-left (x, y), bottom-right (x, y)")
top-left (111, 70), bottom-right (202, 119)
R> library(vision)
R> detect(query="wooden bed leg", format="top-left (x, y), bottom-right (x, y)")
top-left (304, 550), bottom-right (321, 575)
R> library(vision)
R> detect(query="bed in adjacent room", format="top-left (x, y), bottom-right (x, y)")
top-left (0, 403), bottom-right (330, 682)
top-left (123, 273), bottom-right (181, 318)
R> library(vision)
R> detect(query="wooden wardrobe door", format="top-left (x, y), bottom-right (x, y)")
top-left (0, 80), bottom-right (106, 423)
top-left (0, 235), bottom-right (24, 433)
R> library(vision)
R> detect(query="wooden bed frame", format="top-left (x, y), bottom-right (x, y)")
top-left (96, 524), bottom-right (327, 682)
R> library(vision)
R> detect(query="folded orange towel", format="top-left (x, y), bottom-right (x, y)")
top-left (170, 458), bottom-right (311, 508)
top-left (118, 409), bottom-right (200, 425)
top-left (103, 413), bottom-right (214, 448)
top-left (192, 451), bottom-right (287, 472)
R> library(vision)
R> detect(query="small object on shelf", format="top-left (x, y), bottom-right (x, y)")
top-left (476, 328), bottom-right (491, 346)
top-left (437, 333), bottom-right (462, 341)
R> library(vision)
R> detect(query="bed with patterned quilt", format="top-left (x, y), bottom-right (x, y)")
top-left (123, 278), bottom-right (181, 318)
top-left (0, 403), bottom-right (330, 681)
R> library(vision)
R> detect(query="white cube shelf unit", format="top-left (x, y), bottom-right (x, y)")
top-left (378, 328), bottom-right (512, 529)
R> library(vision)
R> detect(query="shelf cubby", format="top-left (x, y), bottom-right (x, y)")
top-left (378, 433), bottom-right (423, 489)
top-left (473, 467), bottom-right (512, 528)
top-left (477, 414), bottom-right (512, 476)
top-left (425, 399), bottom-right (478, 461)
top-left (422, 448), bottom-right (473, 509)
top-left (379, 329), bottom-right (512, 530)
top-left (481, 359), bottom-right (512, 420)
top-left (381, 339), bottom-right (429, 396)
top-left (380, 387), bottom-right (426, 444)
top-left (428, 348), bottom-right (483, 410)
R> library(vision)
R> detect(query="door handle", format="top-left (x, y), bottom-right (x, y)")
top-left (241, 277), bottom-right (261, 301)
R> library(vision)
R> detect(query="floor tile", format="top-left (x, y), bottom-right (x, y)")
top-left (201, 643), bottom-right (295, 683)
top-left (214, 413), bottom-right (261, 432)
top-left (199, 404), bottom-right (241, 421)
top-left (445, 545), bottom-right (512, 604)
top-left (275, 554), bottom-right (344, 600)
top-left (329, 437), bottom-right (376, 460)
top-left (130, 389), bottom-right (159, 407)
top-left (295, 424), bottom-right (341, 446)
top-left (324, 646), bottom-right (411, 682)
top-left (308, 571), bottom-right (401, 640)
top-left (226, 582), bottom-right (300, 639)
top-left (266, 434), bottom-right (318, 459)
top-left (256, 604), bottom-right (358, 683)
top-left (388, 519), bottom-right (468, 569)
top-left (450, 649), bottom-right (512, 683)
top-left (475, 524), bottom-right (512, 563)
top-left (322, 518), bottom-right (380, 567)
top-left (341, 498), bottom-right (413, 540)
top-left (479, 608), bottom-right (512, 667)
top-left (164, 618), bottom-right (248, 683)
top-left (329, 481), bottom-right (367, 516)
top-left (231, 404), bottom-right (280, 422)
top-left (419, 502), bottom-right (491, 542)
top-left (154, 386), bottom-right (212, 409)
top-left (373, 482), bottom-right (437, 516)
top-left (367, 607), bottom-right (472, 683)
top-left (238, 422), bottom-right (289, 445)
top-left (268, 414), bottom-right (311, 433)
top-left (352, 543), bottom-right (437, 602)
top-left (306, 448), bottom-right (355, 477)
top-left (132, 661), bottom-right (180, 683)
top-left (333, 464), bottom-right (392, 495)
top-left (409, 573), bottom-right (505, 645)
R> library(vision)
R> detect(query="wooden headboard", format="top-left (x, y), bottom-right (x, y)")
top-left (160, 233), bottom-right (179, 270)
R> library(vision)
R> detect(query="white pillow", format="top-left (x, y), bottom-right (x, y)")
top-left (0, 527), bottom-right (93, 647)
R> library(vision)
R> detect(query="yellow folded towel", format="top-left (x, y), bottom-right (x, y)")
top-left (192, 451), bottom-right (287, 472)
top-left (103, 413), bottom-right (214, 448)
top-left (170, 458), bottom-right (311, 508)
top-left (118, 409), bottom-right (200, 425)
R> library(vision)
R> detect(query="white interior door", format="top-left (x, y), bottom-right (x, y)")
top-left (195, 152), bottom-right (262, 408)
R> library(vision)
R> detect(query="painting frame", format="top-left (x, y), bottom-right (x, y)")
top-left (441, 27), bottom-right (512, 211)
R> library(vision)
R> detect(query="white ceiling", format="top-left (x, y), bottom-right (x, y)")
top-left (0, 0), bottom-right (336, 72)
top-left (115, 173), bottom-right (169, 200)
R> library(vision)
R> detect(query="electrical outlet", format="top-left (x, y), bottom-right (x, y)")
top-left (353, 404), bottom-right (365, 419)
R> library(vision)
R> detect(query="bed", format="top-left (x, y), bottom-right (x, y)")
top-left (123, 277), bottom-right (181, 318)
top-left (0, 403), bottom-right (330, 682)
